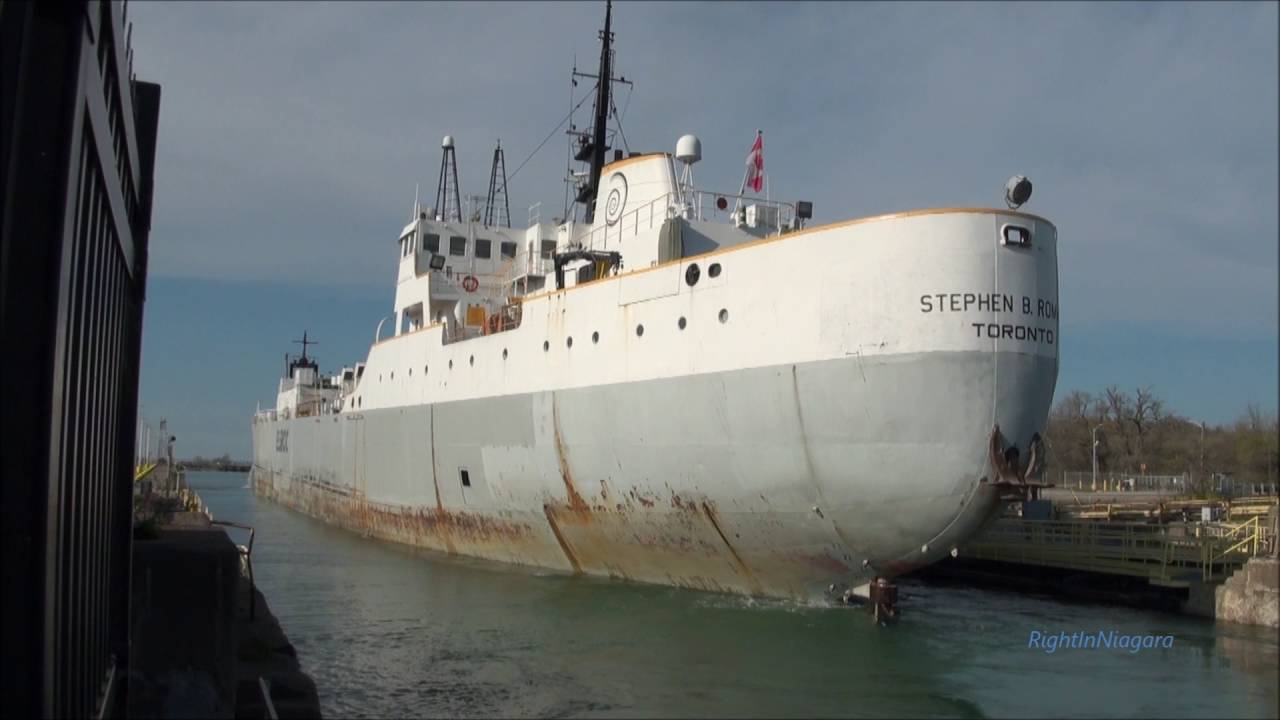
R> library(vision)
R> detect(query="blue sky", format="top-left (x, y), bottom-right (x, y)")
top-left (129, 1), bottom-right (1278, 458)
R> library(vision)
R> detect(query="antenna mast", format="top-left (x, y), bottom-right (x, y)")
top-left (292, 331), bottom-right (318, 361)
top-left (484, 140), bottom-right (511, 227)
top-left (571, 0), bottom-right (617, 224)
top-left (435, 136), bottom-right (462, 222)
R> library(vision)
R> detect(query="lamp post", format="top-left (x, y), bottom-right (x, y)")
top-left (1198, 421), bottom-right (1208, 496)
top-left (1092, 424), bottom-right (1104, 492)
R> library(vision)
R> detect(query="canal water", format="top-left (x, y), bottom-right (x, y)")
top-left (189, 471), bottom-right (1279, 719)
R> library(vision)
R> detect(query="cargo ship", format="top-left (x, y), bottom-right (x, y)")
top-left (251, 2), bottom-right (1059, 601)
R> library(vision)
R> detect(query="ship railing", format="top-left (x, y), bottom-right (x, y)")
top-left (685, 190), bottom-right (796, 233)
top-left (499, 247), bottom-right (555, 293)
top-left (572, 192), bottom-right (681, 253)
top-left (572, 190), bottom-right (797, 255)
top-left (498, 189), bottom-right (797, 290)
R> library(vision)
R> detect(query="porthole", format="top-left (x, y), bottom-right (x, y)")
top-left (685, 263), bottom-right (700, 286)
top-left (636, 324), bottom-right (645, 337)
top-left (567, 336), bottom-right (574, 349)
top-left (708, 263), bottom-right (722, 278)
top-left (469, 355), bottom-right (474, 366)
top-left (409, 368), bottom-right (412, 376)
top-left (448, 359), bottom-right (453, 369)
top-left (502, 348), bottom-right (508, 360)
top-left (390, 371), bottom-right (394, 380)
top-left (378, 374), bottom-right (382, 382)
top-left (543, 340), bottom-right (550, 352)
top-left (592, 331), bottom-right (599, 344)
top-left (678, 316), bottom-right (687, 330)
top-left (718, 309), bottom-right (729, 324)
top-left (424, 364), bottom-right (429, 375)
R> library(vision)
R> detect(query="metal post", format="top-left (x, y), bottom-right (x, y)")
top-left (1091, 424), bottom-right (1103, 492)
top-left (1199, 421), bottom-right (1206, 494)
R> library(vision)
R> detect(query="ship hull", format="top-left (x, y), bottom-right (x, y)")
top-left (252, 349), bottom-right (1053, 599)
top-left (252, 208), bottom-right (1059, 600)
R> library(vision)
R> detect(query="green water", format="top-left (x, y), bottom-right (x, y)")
top-left (189, 472), bottom-right (1279, 719)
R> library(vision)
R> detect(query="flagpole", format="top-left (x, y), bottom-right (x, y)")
top-left (735, 130), bottom-right (762, 215)
top-left (734, 167), bottom-right (749, 214)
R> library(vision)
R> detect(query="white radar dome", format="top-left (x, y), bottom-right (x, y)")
top-left (676, 134), bottom-right (701, 164)
top-left (441, 135), bottom-right (455, 148)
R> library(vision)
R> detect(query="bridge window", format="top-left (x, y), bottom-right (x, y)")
top-left (540, 240), bottom-right (556, 259)
top-left (500, 241), bottom-right (517, 259)
top-left (475, 238), bottom-right (492, 259)
top-left (424, 233), bottom-right (440, 254)
top-left (449, 235), bottom-right (467, 256)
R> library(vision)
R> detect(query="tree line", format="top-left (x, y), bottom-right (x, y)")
top-left (1046, 386), bottom-right (1278, 488)
top-left (180, 453), bottom-right (250, 471)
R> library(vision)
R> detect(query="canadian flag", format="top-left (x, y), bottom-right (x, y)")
top-left (744, 131), bottom-right (764, 193)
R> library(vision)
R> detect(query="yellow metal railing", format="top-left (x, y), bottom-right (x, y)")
top-left (962, 517), bottom-right (1273, 585)
top-left (1209, 516), bottom-right (1265, 562)
top-left (134, 462), bottom-right (157, 481)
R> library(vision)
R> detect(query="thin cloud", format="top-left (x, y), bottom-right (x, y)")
top-left (130, 1), bottom-right (1277, 342)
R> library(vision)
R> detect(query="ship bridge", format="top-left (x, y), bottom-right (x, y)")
top-left (385, 142), bottom-right (800, 350)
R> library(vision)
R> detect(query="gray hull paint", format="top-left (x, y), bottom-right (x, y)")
top-left (252, 349), bottom-right (1055, 599)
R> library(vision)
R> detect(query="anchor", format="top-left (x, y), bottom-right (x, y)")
top-left (987, 424), bottom-right (1049, 500)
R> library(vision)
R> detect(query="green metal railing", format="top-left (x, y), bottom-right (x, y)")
top-left (962, 516), bottom-right (1275, 586)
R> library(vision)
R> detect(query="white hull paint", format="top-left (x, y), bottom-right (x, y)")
top-left (251, 209), bottom-right (1059, 599)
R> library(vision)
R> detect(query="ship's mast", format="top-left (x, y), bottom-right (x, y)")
top-left (287, 331), bottom-right (320, 381)
top-left (566, 1), bottom-right (627, 224)
top-left (583, 1), bottom-right (613, 224)
top-left (435, 136), bottom-right (462, 222)
top-left (484, 140), bottom-right (511, 227)
top-left (293, 330), bottom-right (317, 361)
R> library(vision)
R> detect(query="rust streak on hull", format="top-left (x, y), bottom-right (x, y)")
top-left (701, 501), bottom-right (763, 595)
top-left (550, 393), bottom-right (590, 514)
top-left (429, 405), bottom-right (456, 553)
top-left (260, 471), bottom-right (546, 563)
top-left (543, 505), bottom-right (583, 574)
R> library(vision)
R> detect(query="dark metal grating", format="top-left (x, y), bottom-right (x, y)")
top-left (1, 1), bottom-right (161, 717)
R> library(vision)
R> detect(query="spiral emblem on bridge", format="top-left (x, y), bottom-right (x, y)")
top-left (604, 172), bottom-right (628, 226)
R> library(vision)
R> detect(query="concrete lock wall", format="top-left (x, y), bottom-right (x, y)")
top-left (1215, 558), bottom-right (1280, 629)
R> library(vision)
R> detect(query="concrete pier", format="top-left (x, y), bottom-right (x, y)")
top-left (1215, 558), bottom-right (1279, 628)
top-left (129, 511), bottom-right (321, 718)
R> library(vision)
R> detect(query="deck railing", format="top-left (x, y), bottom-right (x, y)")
top-left (571, 190), bottom-right (798, 255)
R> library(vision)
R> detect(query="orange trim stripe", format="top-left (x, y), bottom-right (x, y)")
top-left (373, 206), bottom-right (1055, 344)
top-left (601, 152), bottom-right (671, 173)
top-left (517, 206), bottom-right (1054, 304)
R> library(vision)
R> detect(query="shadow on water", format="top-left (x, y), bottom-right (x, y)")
top-left (188, 472), bottom-right (1279, 719)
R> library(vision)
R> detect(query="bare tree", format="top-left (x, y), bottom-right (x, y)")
top-left (1103, 386), bottom-right (1135, 468)
top-left (1131, 386), bottom-right (1163, 468)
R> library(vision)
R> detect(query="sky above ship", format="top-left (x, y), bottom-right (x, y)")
top-left (127, 1), bottom-right (1277, 457)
